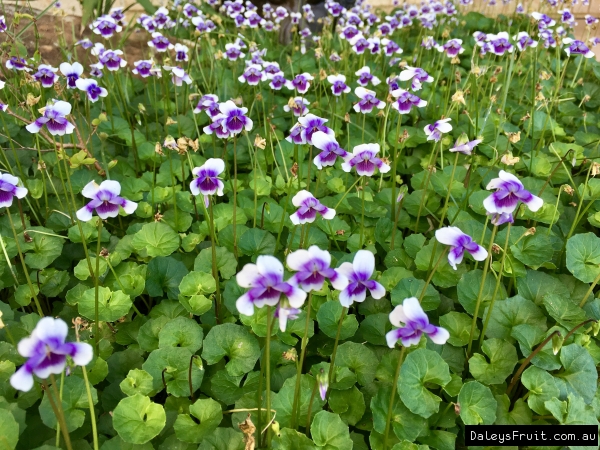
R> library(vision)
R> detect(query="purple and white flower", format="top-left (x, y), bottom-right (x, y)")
top-left (10, 317), bottom-right (93, 392)
top-left (274, 303), bottom-right (301, 332)
top-left (6, 56), bottom-right (31, 72)
top-left (391, 88), bottom-right (427, 113)
top-left (311, 131), bottom-right (347, 169)
top-left (26, 100), bottom-right (75, 136)
top-left (531, 12), bottom-right (556, 28)
top-left (424, 118), bottom-right (452, 142)
top-left (76, 38), bottom-right (93, 49)
top-left (435, 227), bottom-right (487, 270)
top-left (355, 66), bottom-right (381, 87)
top-left (399, 65), bottom-right (433, 91)
top-left (438, 38), bottom-right (464, 57)
top-left (353, 87), bottom-right (385, 114)
top-left (382, 38), bottom-right (402, 56)
top-left (236, 256), bottom-right (306, 316)
top-left (164, 66), bottom-right (192, 86)
top-left (563, 38), bottom-right (595, 58)
top-left (483, 170), bottom-right (543, 216)
top-left (174, 43), bottom-right (189, 62)
top-left (327, 74), bottom-right (351, 96)
top-left (449, 134), bottom-right (481, 155)
top-left (287, 246), bottom-right (348, 292)
top-left (92, 15), bottom-right (122, 38)
top-left (225, 43), bottom-right (245, 61)
top-left (284, 97), bottom-right (310, 117)
top-left (286, 123), bottom-right (305, 145)
top-left (98, 49), bottom-right (127, 71)
top-left (350, 34), bottom-right (369, 54)
top-left (514, 32), bottom-right (537, 51)
top-left (75, 78), bottom-right (108, 102)
top-left (213, 100), bottom-right (253, 135)
top-left (0, 15), bottom-right (6, 33)
top-left (148, 32), bottom-right (173, 52)
top-left (486, 32), bottom-right (514, 55)
top-left (76, 180), bottom-right (137, 221)
top-left (238, 64), bottom-right (267, 85)
top-left (269, 72), bottom-right (286, 90)
top-left (59, 62), bottom-right (83, 88)
top-left (194, 94), bottom-right (220, 117)
top-left (298, 114), bottom-right (333, 145)
top-left (286, 73), bottom-right (313, 94)
top-left (34, 65), bottom-right (59, 88)
top-left (0, 173), bottom-right (27, 207)
top-left (190, 158), bottom-right (225, 202)
top-left (386, 297), bottom-right (450, 348)
top-left (336, 250), bottom-right (385, 307)
top-left (132, 60), bottom-right (160, 78)
top-left (290, 190), bottom-right (335, 225)
top-left (342, 143), bottom-right (390, 176)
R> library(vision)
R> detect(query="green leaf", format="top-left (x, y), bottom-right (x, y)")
top-left (119, 369), bottom-right (155, 397)
top-left (329, 387), bottom-right (365, 426)
top-left (544, 394), bottom-right (599, 425)
top-left (132, 222), bottom-right (180, 257)
top-left (468, 339), bottom-right (518, 385)
top-left (74, 257), bottom-right (107, 281)
top-left (516, 270), bottom-right (571, 305)
top-left (202, 324), bottom-right (261, 376)
top-left (521, 366), bottom-right (560, 415)
top-left (272, 428), bottom-right (316, 450)
top-left (440, 312), bottom-right (477, 347)
top-left (142, 347), bottom-right (204, 397)
top-left (238, 228), bottom-right (276, 260)
top-left (370, 384), bottom-right (427, 442)
top-left (272, 375), bottom-right (325, 428)
top-left (555, 344), bottom-right (598, 405)
top-left (194, 247), bottom-right (237, 280)
top-left (566, 232), bottom-right (600, 283)
top-left (112, 395), bottom-right (166, 444)
top-left (23, 227), bottom-right (63, 269)
top-left (197, 428), bottom-right (245, 450)
top-left (335, 342), bottom-right (378, 386)
top-left (78, 287), bottom-right (132, 322)
top-left (146, 256), bottom-right (189, 299)
top-left (316, 302), bottom-right (358, 340)
top-left (0, 409), bottom-right (19, 450)
top-left (158, 316), bottom-right (204, 352)
top-left (495, 395), bottom-right (532, 425)
top-left (511, 233), bottom-right (554, 267)
top-left (174, 398), bottom-right (223, 443)
top-left (179, 271), bottom-right (216, 296)
top-left (391, 277), bottom-right (440, 312)
top-left (414, 242), bottom-right (465, 288)
top-left (310, 411), bottom-right (353, 450)
top-left (39, 376), bottom-right (98, 432)
top-left (543, 294), bottom-right (587, 329)
top-left (483, 295), bottom-right (547, 340)
top-left (399, 349), bottom-right (452, 418)
top-left (458, 269), bottom-right (505, 317)
top-left (458, 381), bottom-right (497, 425)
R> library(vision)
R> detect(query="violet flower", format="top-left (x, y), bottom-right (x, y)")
top-left (75, 79), bottom-right (108, 103)
top-left (204, 118), bottom-right (230, 139)
top-left (92, 15), bottom-right (122, 38)
top-left (0, 15), bottom-right (6, 33)
top-left (350, 34), bottom-right (369, 54)
top-left (98, 49), bottom-right (127, 71)
top-left (194, 94), bottom-right (220, 117)
top-left (391, 88), bottom-right (427, 114)
top-left (531, 12), bottom-right (556, 28)
top-left (340, 25), bottom-right (359, 41)
top-left (336, 250), bottom-right (385, 307)
top-left (386, 297), bottom-right (450, 348)
top-left (290, 190), bottom-right (336, 225)
top-left (10, 318), bottom-right (93, 392)
top-left (274, 303), bottom-right (301, 332)
top-left (76, 38), bottom-right (93, 49)
top-left (34, 65), bottom-right (59, 88)
top-left (286, 123), bottom-right (305, 145)
top-left (382, 38), bottom-right (402, 56)
top-left (0, 173), bottom-right (27, 208)
top-left (283, 97), bottom-right (310, 117)
top-left (190, 158), bottom-right (225, 205)
top-left (486, 32), bottom-right (514, 56)
top-left (342, 143), bottom-right (391, 176)
top-left (287, 246), bottom-right (348, 292)
top-left (435, 227), bottom-right (487, 270)
top-left (327, 74), bottom-right (351, 96)
top-left (563, 38), bottom-right (595, 58)
top-left (312, 131), bottom-right (348, 169)
top-left (286, 73), bottom-right (313, 94)
top-left (213, 100), bottom-right (253, 135)
top-left (439, 39), bottom-right (464, 57)
top-left (76, 180), bottom-right (137, 221)
top-left (514, 32), bottom-right (537, 51)
top-left (236, 255), bottom-right (306, 316)
top-left (26, 100), bottom-right (75, 136)
top-left (449, 134), bottom-right (481, 155)
top-left (59, 62), bottom-right (83, 88)
top-left (164, 66), bottom-right (192, 86)
top-left (316, 368), bottom-right (328, 401)
top-left (132, 60), bottom-right (160, 78)
top-left (424, 118), bottom-right (452, 142)
top-left (6, 56), bottom-right (31, 72)
top-left (148, 32), bottom-right (173, 52)
top-left (399, 65), bottom-right (433, 91)
top-left (174, 43), bottom-right (189, 62)
top-left (354, 87), bottom-right (385, 114)
top-left (355, 66), bottom-right (381, 87)
top-left (483, 170), bottom-right (543, 216)
top-left (238, 64), bottom-right (267, 85)
top-left (269, 72), bottom-right (286, 90)
top-left (298, 114), bottom-right (333, 144)
top-left (225, 43), bottom-right (245, 61)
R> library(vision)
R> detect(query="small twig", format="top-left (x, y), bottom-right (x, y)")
top-left (563, 318), bottom-right (597, 343)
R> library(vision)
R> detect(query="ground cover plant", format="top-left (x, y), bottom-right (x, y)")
top-left (0, 0), bottom-right (600, 448)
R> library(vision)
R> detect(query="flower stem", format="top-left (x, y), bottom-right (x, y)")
top-left (382, 346), bottom-right (406, 450)
top-left (262, 306), bottom-right (275, 448)
top-left (467, 225), bottom-right (498, 356)
top-left (419, 248), bottom-right (449, 303)
top-left (233, 136), bottom-right (238, 258)
top-left (209, 200), bottom-right (222, 323)
top-left (94, 219), bottom-right (103, 352)
top-left (43, 378), bottom-right (73, 450)
top-left (579, 269), bottom-right (600, 308)
top-left (326, 306), bottom-right (347, 402)
top-left (291, 292), bottom-right (313, 429)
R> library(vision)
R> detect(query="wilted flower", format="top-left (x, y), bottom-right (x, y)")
top-left (284, 97), bottom-right (310, 117)
top-left (354, 87), bottom-right (385, 114)
top-left (76, 79), bottom-right (108, 103)
top-left (336, 250), bottom-right (385, 307)
top-left (76, 180), bottom-right (138, 221)
top-left (287, 246), bottom-right (348, 292)
top-left (236, 255), bottom-right (306, 315)
top-left (435, 227), bottom-right (488, 270)
top-left (424, 118), bottom-right (452, 142)
top-left (34, 64), bottom-right (59, 88)
top-left (327, 74), bottom-right (351, 96)
top-left (449, 133), bottom-right (481, 155)
top-left (0, 173), bottom-right (27, 207)
top-left (484, 170), bottom-right (543, 216)
top-left (316, 368), bottom-right (328, 400)
top-left (290, 190), bottom-right (335, 225)
top-left (386, 297), bottom-right (450, 347)
top-left (59, 62), bottom-right (83, 88)
top-left (10, 318), bottom-right (93, 392)
top-left (26, 100), bottom-right (75, 136)
top-left (342, 143), bottom-right (391, 176)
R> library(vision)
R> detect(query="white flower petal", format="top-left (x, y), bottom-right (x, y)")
top-left (389, 304), bottom-right (408, 327)
top-left (353, 250), bottom-right (375, 279)
top-left (435, 226), bottom-right (465, 246)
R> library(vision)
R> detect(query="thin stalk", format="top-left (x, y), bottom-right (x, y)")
top-left (325, 306), bottom-right (347, 402)
top-left (94, 219), bottom-right (103, 352)
top-left (419, 248), bottom-right (449, 303)
top-left (209, 201), bottom-right (222, 323)
top-left (42, 379), bottom-right (73, 450)
top-left (291, 292), bottom-right (313, 429)
top-left (579, 270), bottom-right (600, 308)
top-left (262, 306), bottom-right (274, 448)
top-left (382, 346), bottom-right (406, 450)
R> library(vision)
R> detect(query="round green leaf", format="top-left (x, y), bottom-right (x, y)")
top-left (555, 344), bottom-right (598, 405)
top-left (158, 316), bottom-right (204, 352)
top-left (335, 342), bottom-right (378, 386)
top-left (39, 376), bottom-right (98, 432)
top-left (174, 398), bottom-right (223, 443)
top-left (78, 287), bottom-right (132, 322)
top-left (112, 394), bottom-right (166, 444)
top-left (316, 302), bottom-right (358, 340)
top-left (119, 369), bottom-right (155, 397)
top-left (440, 312), bottom-right (478, 347)
top-left (197, 428), bottom-right (245, 450)
top-left (132, 222), bottom-right (180, 257)
top-left (272, 428), bottom-right (315, 450)
top-left (566, 232), bottom-right (600, 283)
top-left (391, 277), bottom-right (440, 312)
top-left (0, 409), bottom-right (19, 449)
top-left (370, 384), bottom-right (427, 442)
top-left (310, 411), bottom-right (353, 450)
top-left (272, 374), bottom-right (325, 428)
top-left (194, 247), bottom-right (237, 280)
top-left (238, 228), bottom-right (276, 259)
top-left (23, 226), bottom-right (63, 269)
top-left (201, 324), bottom-right (260, 376)
top-left (468, 339), bottom-right (518, 385)
top-left (521, 366), bottom-right (560, 415)
top-left (398, 349), bottom-right (452, 418)
top-left (458, 381), bottom-right (497, 425)
top-left (142, 347), bottom-right (204, 397)
top-left (329, 386), bottom-right (365, 426)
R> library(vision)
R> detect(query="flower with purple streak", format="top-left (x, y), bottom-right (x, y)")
top-left (0, 173), bottom-right (27, 208)
top-left (342, 143), bottom-right (390, 176)
top-left (263, 61), bottom-right (281, 76)
top-left (190, 158), bottom-right (225, 207)
top-left (274, 303), bottom-right (301, 332)
top-left (26, 100), bottom-right (75, 136)
top-left (75, 78), bottom-right (108, 103)
top-left (98, 49), bottom-right (126, 71)
top-left (391, 88), bottom-right (427, 114)
top-left (327, 1), bottom-right (345, 16)
top-left (153, 6), bottom-right (171, 28)
top-left (148, 32), bottom-right (173, 52)
top-left (164, 66), bottom-right (192, 86)
top-left (92, 15), bottom-right (122, 38)
top-left (514, 32), bottom-right (537, 51)
top-left (367, 37), bottom-right (381, 54)
top-left (285, 73), bottom-right (313, 94)
top-left (398, 65), bottom-right (433, 91)
top-left (350, 34), bottom-right (369, 54)
top-left (10, 318), bottom-right (93, 392)
top-left (290, 190), bottom-right (335, 225)
top-left (6, 56), bottom-right (31, 72)
top-left (439, 39), bottom-right (464, 57)
top-left (132, 60), bottom-right (160, 78)
top-left (386, 297), bottom-right (450, 348)
top-left (59, 62), bottom-right (83, 88)
top-left (421, 36), bottom-right (437, 50)
top-left (76, 180), bottom-right (137, 221)
top-left (353, 87), bottom-right (385, 114)
top-left (563, 38), bottom-right (595, 58)
top-left (76, 38), bottom-right (93, 49)
top-left (204, 118), bottom-right (230, 139)
top-left (238, 64), bottom-right (267, 85)
top-left (340, 25), bottom-right (359, 41)
top-left (194, 94), bottom-right (220, 117)
top-left (34, 64), bottom-right (59, 88)
top-left (424, 118), bottom-right (452, 142)
top-left (449, 133), bottom-right (481, 155)
top-left (287, 246), bottom-right (348, 292)
top-left (311, 131), bottom-right (348, 169)
top-left (286, 123), bottom-right (306, 145)
top-left (327, 74), bottom-right (350, 96)
top-left (213, 100), bottom-right (253, 135)
top-left (435, 227), bottom-right (487, 270)
top-left (269, 72), bottom-right (286, 90)
top-left (236, 256), bottom-right (306, 316)
top-left (0, 15), bottom-right (6, 32)
top-left (336, 250), bottom-right (385, 307)
top-left (298, 114), bottom-right (333, 145)
top-left (585, 14), bottom-right (598, 26)
top-left (381, 38), bottom-right (402, 56)
top-left (174, 43), bottom-right (189, 62)
top-left (89, 63), bottom-right (104, 78)
top-left (355, 66), bottom-right (381, 87)
top-left (284, 97), bottom-right (310, 117)
top-left (531, 12), bottom-right (555, 28)
top-left (483, 170), bottom-right (543, 216)
top-left (486, 32), bottom-right (514, 55)
top-left (224, 43), bottom-right (245, 61)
